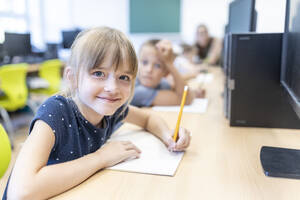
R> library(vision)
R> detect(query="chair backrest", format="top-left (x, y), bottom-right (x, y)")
top-left (0, 123), bottom-right (11, 178)
top-left (39, 59), bottom-right (62, 95)
top-left (0, 63), bottom-right (28, 111)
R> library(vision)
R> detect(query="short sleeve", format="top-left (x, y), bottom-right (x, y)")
top-left (131, 85), bottom-right (157, 107)
top-left (29, 96), bottom-right (71, 150)
top-left (160, 79), bottom-right (171, 90)
top-left (110, 105), bottom-right (129, 133)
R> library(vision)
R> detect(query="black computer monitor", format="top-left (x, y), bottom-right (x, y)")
top-left (223, 0), bottom-right (257, 71)
top-left (62, 29), bottom-right (81, 49)
top-left (227, 0), bottom-right (257, 33)
top-left (260, 0), bottom-right (300, 180)
top-left (3, 32), bottom-right (32, 57)
top-left (281, 0), bottom-right (300, 119)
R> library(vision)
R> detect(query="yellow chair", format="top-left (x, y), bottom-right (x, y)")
top-left (0, 64), bottom-right (29, 111)
top-left (0, 63), bottom-right (33, 148)
top-left (0, 123), bottom-right (11, 178)
top-left (31, 59), bottom-right (63, 95)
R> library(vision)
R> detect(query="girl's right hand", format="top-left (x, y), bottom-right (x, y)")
top-left (95, 141), bottom-right (141, 168)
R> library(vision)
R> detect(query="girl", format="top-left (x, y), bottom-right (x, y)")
top-left (4, 27), bottom-right (191, 199)
top-left (194, 24), bottom-right (222, 65)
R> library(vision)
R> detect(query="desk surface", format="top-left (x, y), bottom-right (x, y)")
top-left (52, 68), bottom-right (300, 200)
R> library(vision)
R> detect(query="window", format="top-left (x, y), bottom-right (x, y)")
top-left (0, 0), bottom-right (29, 43)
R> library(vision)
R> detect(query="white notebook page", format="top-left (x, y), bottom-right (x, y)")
top-left (108, 130), bottom-right (184, 176)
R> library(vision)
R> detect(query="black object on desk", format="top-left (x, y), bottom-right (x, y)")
top-left (225, 33), bottom-right (300, 129)
top-left (260, 146), bottom-right (300, 179)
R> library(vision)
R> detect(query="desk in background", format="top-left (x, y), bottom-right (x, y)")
top-left (51, 68), bottom-right (300, 200)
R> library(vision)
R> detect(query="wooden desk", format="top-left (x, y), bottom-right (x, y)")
top-left (27, 64), bottom-right (41, 73)
top-left (52, 68), bottom-right (300, 200)
top-left (27, 63), bottom-right (65, 74)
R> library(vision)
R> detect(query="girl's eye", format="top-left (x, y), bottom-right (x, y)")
top-left (119, 75), bottom-right (131, 82)
top-left (92, 71), bottom-right (105, 77)
top-left (142, 60), bottom-right (148, 66)
top-left (154, 63), bottom-right (161, 69)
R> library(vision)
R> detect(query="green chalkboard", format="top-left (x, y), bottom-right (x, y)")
top-left (130, 0), bottom-right (181, 33)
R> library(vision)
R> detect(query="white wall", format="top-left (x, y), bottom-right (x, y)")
top-left (255, 0), bottom-right (286, 33)
top-left (181, 0), bottom-right (233, 45)
top-left (41, 0), bottom-right (234, 50)
top-left (38, 0), bottom-right (287, 51)
top-left (43, 0), bottom-right (73, 43)
top-left (72, 0), bottom-right (128, 33)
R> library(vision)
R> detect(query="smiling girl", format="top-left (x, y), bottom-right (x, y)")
top-left (3, 27), bottom-right (191, 200)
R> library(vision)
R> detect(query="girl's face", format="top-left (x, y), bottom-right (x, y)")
top-left (138, 45), bottom-right (167, 88)
top-left (196, 26), bottom-right (209, 47)
top-left (75, 57), bottom-right (133, 123)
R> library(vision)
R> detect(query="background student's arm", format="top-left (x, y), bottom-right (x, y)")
top-left (124, 105), bottom-right (191, 152)
top-left (205, 38), bottom-right (222, 65)
top-left (152, 40), bottom-right (194, 106)
top-left (8, 120), bottom-right (140, 200)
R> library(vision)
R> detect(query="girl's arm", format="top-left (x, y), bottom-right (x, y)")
top-left (124, 105), bottom-right (191, 151)
top-left (8, 120), bottom-right (140, 200)
top-left (205, 37), bottom-right (222, 65)
top-left (152, 40), bottom-right (194, 106)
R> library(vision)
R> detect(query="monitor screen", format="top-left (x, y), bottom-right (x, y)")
top-left (62, 29), bottom-right (81, 49)
top-left (3, 32), bottom-right (32, 57)
top-left (281, 0), bottom-right (300, 118)
top-left (228, 0), bottom-right (256, 33)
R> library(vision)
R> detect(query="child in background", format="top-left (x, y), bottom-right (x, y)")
top-left (131, 39), bottom-right (196, 107)
top-left (174, 43), bottom-right (205, 81)
top-left (3, 27), bottom-right (191, 199)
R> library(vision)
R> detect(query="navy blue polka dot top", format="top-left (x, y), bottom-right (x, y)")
top-left (30, 95), bottom-right (129, 165)
top-left (2, 95), bottom-right (128, 199)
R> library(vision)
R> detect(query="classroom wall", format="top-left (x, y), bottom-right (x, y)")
top-left (181, 0), bottom-right (233, 45)
top-left (43, 0), bottom-right (73, 43)
top-left (72, 0), bottom-right (128, 33)
top-left (255, 0), bottom-right (286, 33)
top-left (41, 0), bottom-right (233, 51)
top-left (38, 0), bottom-right (286, 51)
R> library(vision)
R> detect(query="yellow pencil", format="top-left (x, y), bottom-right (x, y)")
top-left (173, 85), bottom-right (188, 142)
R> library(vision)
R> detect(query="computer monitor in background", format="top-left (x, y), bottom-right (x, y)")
top-left (281, 0), bottom-right (300, 119)
top-left (223, 0), bottom-right (257, 118)
top-left (260, 0), bottom-right (300, 180)
top-left (224, 0), bottom-right (257, 70)
top-left (228, 0), bottom-right (257, 33)
top-left (3, 32), bottom-right (32, 57)
top-left (62, 29), bottom-right (81, 49)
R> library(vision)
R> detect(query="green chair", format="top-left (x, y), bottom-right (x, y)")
top-left (31, 59), bottom-right (63, 95)
top-left (0, 63), bottom-right (34, 148)
top-left (0, 123), bottom-right (11, 178)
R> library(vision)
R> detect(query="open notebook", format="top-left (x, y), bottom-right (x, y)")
top-left (107, 130), bottom-right (184, 176)
top-left (152, 98), bottom-right (208, 113)
top-left (196, 73), bottom-right (214, 83)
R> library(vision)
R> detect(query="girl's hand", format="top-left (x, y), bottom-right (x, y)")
top-left (164, 127), bottom-right (191, 152)
top-left (156, 40), bottom-right (175, 67)
top-left (194, 87), bottom-right (206, 98)
top-left (96, 141), bottom-right (141, 168)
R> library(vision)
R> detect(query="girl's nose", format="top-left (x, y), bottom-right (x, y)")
top-left (103, 76), bottom-right (118, 92)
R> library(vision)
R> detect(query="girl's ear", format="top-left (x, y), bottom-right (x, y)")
top-left (64, 66), bottom-right (77, 88)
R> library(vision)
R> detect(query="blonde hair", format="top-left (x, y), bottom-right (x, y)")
top-left (138, 39), bottom-right (169, 72)
top-left (62, 26), bottom-right (138, 110)
top-left (139, 39), bottom-right (160, 55)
